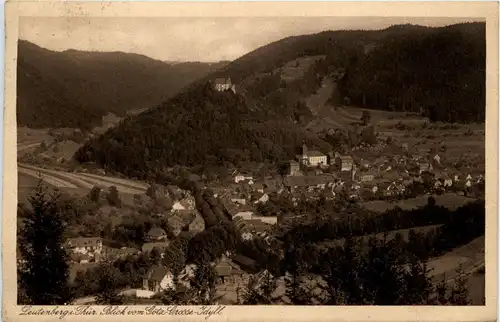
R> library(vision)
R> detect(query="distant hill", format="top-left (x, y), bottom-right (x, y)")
top-left (16, 40), bottom-right (228, 129)
top-left (75, 22), bottom-right (486, 179)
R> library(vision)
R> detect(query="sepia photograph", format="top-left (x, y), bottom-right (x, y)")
top-left (3, 1), bottom-right (498, 321)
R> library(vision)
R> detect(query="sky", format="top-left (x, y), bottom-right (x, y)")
top-left (19, 17), bottom-right (482, 63)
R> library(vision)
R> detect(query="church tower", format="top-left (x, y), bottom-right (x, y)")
top-left (301, 142), bottom-right (308, 156)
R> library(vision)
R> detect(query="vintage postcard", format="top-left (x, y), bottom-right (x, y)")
top-left (3, 1), bottom-right (499, 321)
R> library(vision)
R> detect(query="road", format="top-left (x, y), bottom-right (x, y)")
top-left (18, 163), bottom-right (148, 195)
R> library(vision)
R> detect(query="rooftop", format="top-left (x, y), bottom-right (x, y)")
top-left (147, 228), bottom-right (167, 237)
top-left (66, 237), bottom-right (102, 248)
top-left (146, 265), bottom-right (170, 282)
top-left (306, 150), bottom-right (326, 157)
top-left (284, 175), bottom-right (331, 188)
top-left (142, 242), bottom-right (169, 253)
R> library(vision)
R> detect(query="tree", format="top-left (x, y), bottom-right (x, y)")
top-left (88, 186), bottom-right (101, 203)
top-left (449, 265), bottom-right (470, 305)
top-left (238, 271), bottom-right (279, 304)
top-left (163, 244), bottom-right (186, 276)
top-left (361, 110), bottom-right (371, 126)
top-left (95, 265), bottom-right (124, 305)
top-left (106, 186), bottom-right (122, 207)
top-left (18, 179), bottom-right (72, 305)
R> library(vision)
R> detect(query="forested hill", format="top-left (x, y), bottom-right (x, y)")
top-left (74, 22), bottom-right (485, 178)
top-left (74, 84), bottom-right (316, 179)
top-left (17, 40), bottom-right (228, 129)
top-left (339, 23), bottom-right (485, 123)
top-left (190, 22), bottom-right (485, 123)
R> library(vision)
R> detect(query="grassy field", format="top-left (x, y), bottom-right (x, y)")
top-left (280, 55), bottom-right (326, 83)
top-left (308, 98), bottom-right (484, 170)
top-left (362, 193), bottom-right (477, 213)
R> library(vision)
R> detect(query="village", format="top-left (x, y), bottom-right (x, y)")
top-left (61, 131), bottom-right (484, 305)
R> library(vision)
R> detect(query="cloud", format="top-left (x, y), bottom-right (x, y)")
top-left (19, 16), bottom-right (482, 62)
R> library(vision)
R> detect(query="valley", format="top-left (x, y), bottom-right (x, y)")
top-left (16, 20), bottom-right (486, 307)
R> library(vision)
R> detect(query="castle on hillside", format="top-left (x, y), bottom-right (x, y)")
top-left (213, 77), bottom-right (236, 93)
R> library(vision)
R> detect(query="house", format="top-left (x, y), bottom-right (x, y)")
top-left (254, 193), bottom-right (269, 204)
top-left (443, 178), bottom-right (453, 188)
top-left (433, 154), bottom-right (441, 165)
top-left (65, 237), bottom-right (103, 262)
top-left (172, 201), bottom-right (186, 211)
top-left (233, 211), bottom-right (254, 220)
top-left (300, 144), bottom-right (327, 167)
top-left (141, 242), bottom-right (169, 254)
top-left (252, 216), bottom-right (278, 225)
top-left (360, 174), bottom-right (374, 182)
top-left (283, 175), bottom-right (331, 189)
top-left (232, 254), bottom-right (259, 273)
top-left (419, 163), bottom-right (433, 174)
top-left (339, 156), bottom-right (354, 172)
top-left (145, 228), bottom-right (168, 242)
top-left (143, 265), bottom-right (174, 293)
top-left (214, 256), bottom-right (247, 285)
top-left (289, 160), bottom-right (300, 176)
top-left (234, 172), bottom-right (254, 184)
top-left (231, 198), bottom-right (246, 205)
top-left (214, 77), bottom-right (236, 93)
top-left (172, 197), bottom-right (196, 212)
top-left (360, 159), bottom-right (371, 169)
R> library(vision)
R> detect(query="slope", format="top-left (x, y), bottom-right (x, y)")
top-left (74, 22), bottom-right (486, 178)
top-left (16, 40), bottom-right (228, 129)
top-left (74, 83), bottom-right (318, 179)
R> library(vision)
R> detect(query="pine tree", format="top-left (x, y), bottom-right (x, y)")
top-left (238, 271), bottom-right (278, 304)
top-left (449, 265), bottom-right (470, 305)
top-left (18, 179), bottom-right (72, 304)
top-left (435, 277), bottom-right (449, 305)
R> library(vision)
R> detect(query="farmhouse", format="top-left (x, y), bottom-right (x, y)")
top-left (143, 266), bottom-right (174, 293)
top-left (65, 237), bottom-right (103, 262)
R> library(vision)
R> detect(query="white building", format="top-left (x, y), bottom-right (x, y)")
top-left (300, 144), bottom-right (327, 167)
top-left (65, 237), bottom-right (103, 258)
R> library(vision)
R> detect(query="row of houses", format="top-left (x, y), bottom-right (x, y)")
top-left (135, 254), bottom-right (261, 302)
